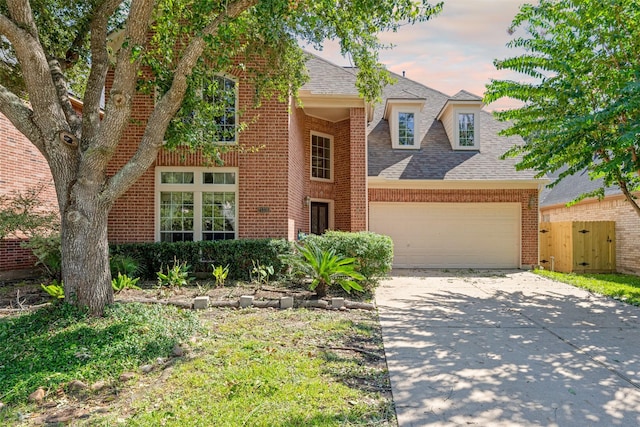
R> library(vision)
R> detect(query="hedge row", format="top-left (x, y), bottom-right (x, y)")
top-left (110, 231), bottom-right (394, 285)
top-left (109, 239), bottom-right (292, 281)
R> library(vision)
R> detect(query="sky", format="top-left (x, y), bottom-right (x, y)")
top-left (307, 0), bottom-right (528, 110)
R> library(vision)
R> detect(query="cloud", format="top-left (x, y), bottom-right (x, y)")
top-left (306, 0), bottom-right (530, 109)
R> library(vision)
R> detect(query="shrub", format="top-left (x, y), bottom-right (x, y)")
top-left (41, 280), bottom-right (64, 300)
top-left (23, 235), bottom-right (62, 280)
top-left (212, 264), bottom-right (230, 287)
top-left (110, 253), bottom-right (141, 278)
top-left (303, 231), bottom-right (393, 289)
top-left (111, 273), bottom-right (141, 293)
top-left (110, 239), bottom-right (293, 281)
top-left (292, 242), bottom-right (364, 297)
top-left (157, 258), bottom-right (193, 288)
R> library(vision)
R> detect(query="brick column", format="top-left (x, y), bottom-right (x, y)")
top-left (349, 108), bottom-right (367, 231)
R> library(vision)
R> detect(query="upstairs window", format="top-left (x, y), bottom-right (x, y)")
top-left (398, 112), bottom-right (416, 146)
top-left (311, 132), bottom-right (333, 181)
top-left (203, 75), bottom-right (237, 143)
top-left (453, 110), bottom-right (479, 150)
top-left (383, 99), bottom-right (424, 149)
top-left (458, 113), bottom-right (475, 147)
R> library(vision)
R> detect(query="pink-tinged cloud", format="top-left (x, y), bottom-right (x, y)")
top-left (306, 0), bottom-right (531, 111)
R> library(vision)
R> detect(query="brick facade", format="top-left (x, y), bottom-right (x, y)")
top-left (369, 187), bottom-right (539, 267)
top-left (0, 113), bottom-right (57, 274)
top-left (540, 195), bottom-right (640, 275)
top-left (106, 70), bottom-right (369, 244)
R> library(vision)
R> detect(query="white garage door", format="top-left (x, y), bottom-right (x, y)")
top-left (369, 202), bottom-right (521, 268)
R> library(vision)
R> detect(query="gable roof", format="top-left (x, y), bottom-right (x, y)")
top-left (300, 54), bottom-right (359, 97)
top-left (368, 72), bottom-right (538, 181)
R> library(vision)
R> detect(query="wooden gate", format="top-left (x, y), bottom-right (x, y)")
top-left (539, 221), bottom-right (616, 273)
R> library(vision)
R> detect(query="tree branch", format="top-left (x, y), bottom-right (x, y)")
top-left (0, 84), bottom-right (45, 154)
top-left (83, 0), bottom-right (155, 178)
top-left (4, 1), bottom-right (67, 133)
top-left (81, 0), bottom-right (124, 147)
top-left (48, 58), bottom-right (82, 134)
top-left (103, 0), bottom-right (258, 203)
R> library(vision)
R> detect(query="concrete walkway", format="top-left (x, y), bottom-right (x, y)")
top-left (376, 270), bottom-right (640, 427)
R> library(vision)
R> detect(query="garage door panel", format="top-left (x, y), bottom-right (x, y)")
top-left (370, 203), bottom-right (520, 268)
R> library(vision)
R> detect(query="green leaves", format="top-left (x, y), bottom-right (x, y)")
top-left (294, 241), bottom-right (365, 297)
top-left (486, 0), bottom-right (640, 211)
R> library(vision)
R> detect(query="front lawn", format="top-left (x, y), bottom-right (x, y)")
top-left (534, 270), bottom-right (640, 306)
top-left (0, 302), bottom-right (394, 426)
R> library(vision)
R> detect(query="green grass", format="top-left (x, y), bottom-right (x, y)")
top-left (0, 303), bottom-right (200, 406)
top-left (535, 270), bottom-right (640, 306)
top-left (97, 309), bottom-right (393, 426)
top-left (0, 305), bottom-right (394, 426)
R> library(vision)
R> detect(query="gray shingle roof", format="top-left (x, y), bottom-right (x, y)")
top-left (300, 54), bottom-right (359, 96)
top-left (368, 73), bottom-right (538, 180)
top-left (540, 169), bottom-right (620, 207)
top-left (451, 90), bottom-right (483, 101)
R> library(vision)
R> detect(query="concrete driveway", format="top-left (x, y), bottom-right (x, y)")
top-left (375, 270), bottom-right (640, 427)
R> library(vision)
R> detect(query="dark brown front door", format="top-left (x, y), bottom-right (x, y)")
top-left (310, 202), bottom-right (329, 235)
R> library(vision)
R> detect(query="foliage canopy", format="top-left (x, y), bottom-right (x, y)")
top-left (0, 0), bottom-right (441, 315)
top-left (485, 0), bottom-right (640, 215)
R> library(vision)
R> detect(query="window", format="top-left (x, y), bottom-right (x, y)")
top-left (311, 132), bottom-right (332, 181)
top-left (383, 100), bottom-right (423, 149)
top-left (398, 112), bottom-right (415, 146)
top-left (204, 75), bottom-right (237, 143)
top-left (458, 113), bottom-right (475, 147)
top-left (157, 168), bottom-right (238, 242)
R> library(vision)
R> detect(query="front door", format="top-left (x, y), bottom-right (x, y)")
top-left (310, 202), bottom-right (329, 235)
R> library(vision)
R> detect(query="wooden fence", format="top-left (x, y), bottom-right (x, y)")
top-left (539, 221), bottom-right (616, 273)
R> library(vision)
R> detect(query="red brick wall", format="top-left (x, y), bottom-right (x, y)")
top-left (287, 106), bottom-right (308, 239)
top-left (369, 188), bottom-right (539, 267)
top-left (541, 195), bottom-right (640, 275)
top-left (106, 68), bottom-right (157, 243)
top-left (0, 113), bottom-right (57, 272)
top-left (107, 71), bottom-right (293, 242)
top-left (349, 108), bottom-right (367, 231)
top-left (302, 111), bottom-right (367, 234)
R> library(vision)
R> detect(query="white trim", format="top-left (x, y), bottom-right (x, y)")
top-left (155, 166), bottom-right (239, 242)
top-left (309, 198), bottom-right (335, 232)
top-left (453, 109), bottom-right (480, 150)
top-left (310, 131), bottom-right (334, 182)
top-left (384, 99), bottom-right (425, 150)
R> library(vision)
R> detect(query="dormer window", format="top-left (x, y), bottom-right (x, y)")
top-left (458, 112), bottom-right (476, 147)
top-left (398, 112), bottom-right (416, 146)
top-left (384, 98), bottom-right (425, 149)
top-left (436, 91), bottom-right (483, 151)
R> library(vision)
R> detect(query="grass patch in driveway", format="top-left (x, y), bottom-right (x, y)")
top-left (534, 270), bottom-right (640, 306)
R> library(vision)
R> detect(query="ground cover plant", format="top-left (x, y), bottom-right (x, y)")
top-left (0, 294), bottom-right (394, 425)
top-left (535, 270), bottom-right (640, 306)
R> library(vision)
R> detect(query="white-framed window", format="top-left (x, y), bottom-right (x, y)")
top-left (389, 106), bottom-right (421, 149)
top-left (205, 75), bottom-right (237, 144)
top-left (156, 167), bottom-right (238, 242)
top-left (454, 110), bottom-right (480, 150)
top-left (398, 112), bottom-right (416, 146)
top-left (310, 132), bottom-right (333, 181)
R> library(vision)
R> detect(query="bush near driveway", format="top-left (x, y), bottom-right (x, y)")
top-left (304, 231), bottom-right (393, 290)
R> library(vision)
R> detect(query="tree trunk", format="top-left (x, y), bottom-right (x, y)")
top-left (61, 193), bottom-right (113, 316)
top-left (315, 281), bottom-right (328, 298)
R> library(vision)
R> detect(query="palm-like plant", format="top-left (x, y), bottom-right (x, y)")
top-left (294, 242), bottom-right (365, 298)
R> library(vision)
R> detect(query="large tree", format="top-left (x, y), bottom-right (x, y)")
top-left (0, 0), bottom-right (442, 315)
top-left (485, 0), bottom-right (640, 214)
